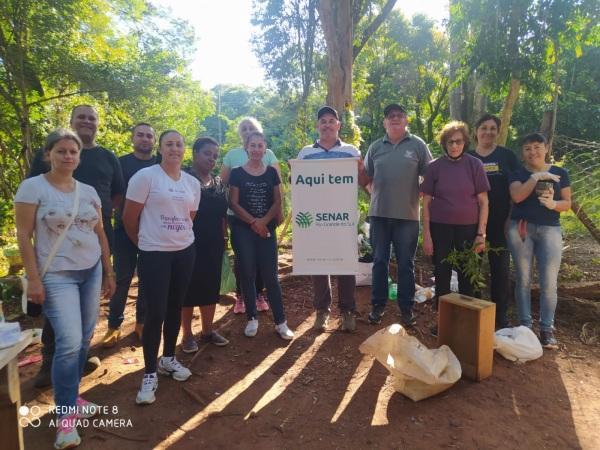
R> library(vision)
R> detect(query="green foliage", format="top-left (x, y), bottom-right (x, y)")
top-left (251, 0), bottom-right (325, 100)
top-left (340, 106), bottom-right (362, 147)
top-left (353, 12), bottom-right (450, 148)
top-left (443, 243), bottom-right (503, 289)
top-left (559, 262), bottom-right (584, 282)
top-left (0, 0), bottom-right (214, 200)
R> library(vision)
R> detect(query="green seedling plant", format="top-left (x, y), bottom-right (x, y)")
top-left (443, 242), bottom-right (503, 290)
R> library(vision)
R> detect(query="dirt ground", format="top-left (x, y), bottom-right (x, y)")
top-left (16, 241), bottom-right (600, 450)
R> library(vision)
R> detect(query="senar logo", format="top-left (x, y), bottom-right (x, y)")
top-left (295, 211), bottom-right (313, 228)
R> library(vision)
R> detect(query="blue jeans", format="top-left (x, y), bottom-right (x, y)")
top-left (108, 227), bottom-right (146, 328)
top-left (42, 261), bottom-right (101, 415)
top-left (369, 217), bottom-right (419, 312)
top-left (230, 222), bottom-right (285, 324)
top-left (507, 221), bottom-right (562, 331)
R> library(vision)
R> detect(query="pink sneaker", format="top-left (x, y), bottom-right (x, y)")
top-left (233, 295), bottom-right (246, 314)
top-left (54, 414), bottom-right (80, 449)
top-left (256, 293), bottom-right (270, 312)
top-left (76, 396), bottom-right (101, 419)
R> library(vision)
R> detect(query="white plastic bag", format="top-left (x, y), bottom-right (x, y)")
top-left (494, 326), bottom-right (543, 362)
top-left (355, 262), bottom-right (373, 286)
top-left (359, 324), bottom-right (462, 401)
top-left (450, 270), bottom-right (458, 292)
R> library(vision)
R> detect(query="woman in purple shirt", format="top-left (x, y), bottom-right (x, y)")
top-left (421, 121), bottom-right (490, 307)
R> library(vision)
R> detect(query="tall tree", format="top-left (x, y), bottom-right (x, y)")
top-left (449, 0), bottom-right (596, 144)
top-left (317, 0), bottom-right (397, 113)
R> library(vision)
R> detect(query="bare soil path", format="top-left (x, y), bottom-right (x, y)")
top-left (17, 247), bottom-right (600, 449)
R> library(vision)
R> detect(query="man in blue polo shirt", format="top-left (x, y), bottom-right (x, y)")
top-left (297, 106), bottom-right (362, 332)
top-left (362, 103), bottom-right (432, 326)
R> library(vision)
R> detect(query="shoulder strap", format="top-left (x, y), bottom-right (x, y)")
top-left (39, 181), bottom-right (80, 277)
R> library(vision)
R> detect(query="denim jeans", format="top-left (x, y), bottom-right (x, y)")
top-left (507, 221), bottom-right (562, 331)
top-left (108, 227), bottom-right (146, 328)
top-left (42, 261), bottom-right (101, 415)
top-left (230, 222), bottom-right (285, 324)
top-left (369, 217), bottom-right (419, 312)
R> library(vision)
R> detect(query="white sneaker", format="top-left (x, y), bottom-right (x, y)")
top-left (245, 319), bottom-right (259, 337)
top-left (157, 357), bottom-right (191, 381)
top-left (136, 373), bottom-right (158, 405)
top-left (275, 321), bottom-right (294, 340)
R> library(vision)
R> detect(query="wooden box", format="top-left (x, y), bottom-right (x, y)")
top-left (437, 293), bottom-right (496, 381)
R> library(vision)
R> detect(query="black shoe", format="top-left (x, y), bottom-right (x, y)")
top-left (430, 326), bottom-right (438, 337)
top-left (400, 310), bottom-right (417, 327)
top-left (83, 356), bottom-right (101, 376)
top-left (33, 361), bottom-right (52, 388)
top-left (368, 306), bottom-right (385, 324)
top-left (540, 330), bottom-right (558, 349)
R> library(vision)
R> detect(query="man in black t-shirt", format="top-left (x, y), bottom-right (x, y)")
top-left (31, 105), bottom-right (125, 387)
top-left (102, 123), bottom-right (157, 348)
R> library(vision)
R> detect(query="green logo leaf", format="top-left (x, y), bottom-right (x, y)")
top-left (295, 211), bottom-right (313, 228)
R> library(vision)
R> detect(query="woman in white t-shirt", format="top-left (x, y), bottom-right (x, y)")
top-left (15, 128), bottom-right (115, 450)
top-left (123, 130), bottom-right (201, 405)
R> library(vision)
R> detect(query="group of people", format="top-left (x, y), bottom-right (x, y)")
top-left (359, 105), bottom-right (569, 350)
top-left (14, 103), bottom-right (571, 449)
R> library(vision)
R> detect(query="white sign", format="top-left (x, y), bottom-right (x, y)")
top-left (290, 158), bottom-right (359, 275)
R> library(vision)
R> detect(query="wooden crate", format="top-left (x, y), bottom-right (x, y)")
top-left (437, 293), bottom-right (496, 381)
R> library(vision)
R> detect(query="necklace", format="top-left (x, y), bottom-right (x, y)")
top-left (191, 167), bottom-right (213, 187)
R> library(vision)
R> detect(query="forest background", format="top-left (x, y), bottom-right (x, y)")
top-left (0, 0), bottom-right (598, 243)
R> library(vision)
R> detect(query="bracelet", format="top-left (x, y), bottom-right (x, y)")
top-left (476, 233), bottom-right (486, 238)
top-left (103, 271), bottom-right (116, 278)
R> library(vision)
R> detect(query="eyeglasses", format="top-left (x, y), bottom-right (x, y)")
top-left (447, 139), bottom-right (464, 146)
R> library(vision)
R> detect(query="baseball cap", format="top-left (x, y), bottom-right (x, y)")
top-left (384, 103), bottom-right (407, 117)
top-left (317, 106), bottom-right (339, 120)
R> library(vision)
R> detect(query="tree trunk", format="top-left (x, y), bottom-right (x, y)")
top-left (317, 0), bottom-right (353, 113)
top-left (571, 197), bottom-right (600, 245)
top-left (472, 73), bottom-right (487, 123)
top-left (548, 38), bottom-right (560, 158)
top-left (497, 76), bottom-right (521, 146)
top-left (540, 110), bottom-right (554, 138)
top-left (448, 0), bottom-right (463, 121)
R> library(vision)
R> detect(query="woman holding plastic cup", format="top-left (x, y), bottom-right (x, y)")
top-left (506, 132), bottom-right (571, 349)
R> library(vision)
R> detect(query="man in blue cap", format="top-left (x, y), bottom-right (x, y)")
top-left (297, 106), bottom-right (362, 332)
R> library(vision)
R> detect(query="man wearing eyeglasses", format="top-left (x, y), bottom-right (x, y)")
top-left (361, 103), bottom-right (432, 326)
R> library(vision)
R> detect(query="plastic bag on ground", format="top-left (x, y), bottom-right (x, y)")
top-left (494, 326), bottom-right (543, 363)
top-left (359, 324), bottom-right (462, 402)
top-left (355, 262), bottom-right (373, 286)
